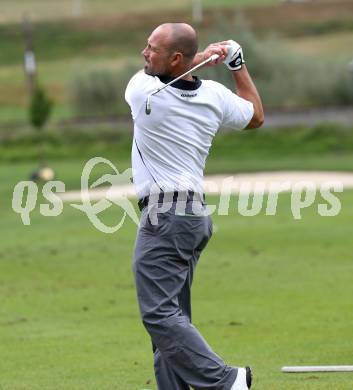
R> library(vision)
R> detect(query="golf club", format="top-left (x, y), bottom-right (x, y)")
top-left (282, 366), bottom-right (353, 373)
top-left (145, 53), bottom-right (220, 115)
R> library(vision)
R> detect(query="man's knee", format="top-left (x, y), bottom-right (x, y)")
top-left (142, 312), bottom-right (186, 349)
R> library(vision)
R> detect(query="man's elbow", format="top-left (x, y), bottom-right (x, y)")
top-left (253, 112), bottom-right (265, 128)
top-left (246, 112), bottom-right (265, 129)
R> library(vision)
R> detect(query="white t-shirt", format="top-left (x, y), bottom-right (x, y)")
top-left (125, 71), bottom-right (254, 198)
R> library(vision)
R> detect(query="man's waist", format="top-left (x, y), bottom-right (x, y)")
top-left (138, 190), bottom-right (205, 212)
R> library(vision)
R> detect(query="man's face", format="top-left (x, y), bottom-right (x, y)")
top-left (142, 27), bottom-right (173, 76)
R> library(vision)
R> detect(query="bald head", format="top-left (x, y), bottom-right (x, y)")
top-left (157, 23), bottom-right (198, 63)
top-left (142, 23), bottom-right (199, 77)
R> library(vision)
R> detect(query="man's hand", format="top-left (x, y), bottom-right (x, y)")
top-left (192, 42), bottom-right (229, 67)
top-left (223, 40), bottom-right (245, 71)
top-left (192, 40), bottom-right (245, 70)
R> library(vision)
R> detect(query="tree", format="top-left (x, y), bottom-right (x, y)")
top-left (29, 86), bottom-right (54, 181)
top-left (29, 86), bottom-right (53, 130)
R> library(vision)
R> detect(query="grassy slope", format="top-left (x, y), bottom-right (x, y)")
top-left (1, 191), bottom-right (353, 389)
top-left (1, 125), bottom-right (353, 187)
top-left (285, 30), bottom-right (353, 61)
top-left (1, 26), bottom-right (352, 105)
top-left (0, 0), bottom-right (278, 24)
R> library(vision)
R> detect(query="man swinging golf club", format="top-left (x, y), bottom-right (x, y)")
top-left (125, 23), bottom-right (264, 390)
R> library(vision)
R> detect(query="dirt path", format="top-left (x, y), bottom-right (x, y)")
top-left (60, 171), bottom-right (353, 202)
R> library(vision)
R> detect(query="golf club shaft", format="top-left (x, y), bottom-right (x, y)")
top-left (282, 366), bottom-right (353, 373)
top-left (152, 53), bottom-right (219, 96)
top-left (145, 53), bottom-right (219, 114)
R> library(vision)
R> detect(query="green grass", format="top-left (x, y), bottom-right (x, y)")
top-left (0, 21), bottom-right (144, 66)
top-left (1, 127), bottom-right (352, 388)
top-left (0, 1), bottom-right (352, 371)
top-left (1, 125), bottom-right (353, 216)
top-left (1, 185), bottom-right (353, 389)
top-left (2, 125), bottom-right (353, 176)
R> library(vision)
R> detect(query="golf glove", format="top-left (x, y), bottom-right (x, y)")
top-left (223, 40), bottom-right (245, 71)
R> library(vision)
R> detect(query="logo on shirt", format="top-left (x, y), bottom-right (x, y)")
top-left (181, 93), bottom-right (197, 98)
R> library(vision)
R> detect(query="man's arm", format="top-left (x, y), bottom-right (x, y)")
top-left (222, 40), bottom-right (264, 129)
top-left (232, 65), bottom-right (264, 129)
top-left (192, 41), bottom-right (264, 129)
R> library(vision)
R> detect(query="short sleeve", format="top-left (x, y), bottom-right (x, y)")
top-left (219, 85), bottom-right (254, 130)
top-left (125, 71), bottom-right (160, 119)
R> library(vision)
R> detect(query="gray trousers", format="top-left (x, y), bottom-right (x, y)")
top-left (133, 202), bottom-right (237, 390)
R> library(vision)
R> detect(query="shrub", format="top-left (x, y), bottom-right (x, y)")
top-left (29, 86), bottom-right (53, 129)
top-left (198, 15), bottom-right (353, 109)
top-left (70, 63), bottom-right (140, 118)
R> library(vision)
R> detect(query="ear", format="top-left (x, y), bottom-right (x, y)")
top-left (170, 52), bottom-right (183, 67)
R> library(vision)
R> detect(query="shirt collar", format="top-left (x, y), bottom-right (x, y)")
top-left (156, 75), bottom-right (202, 91)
